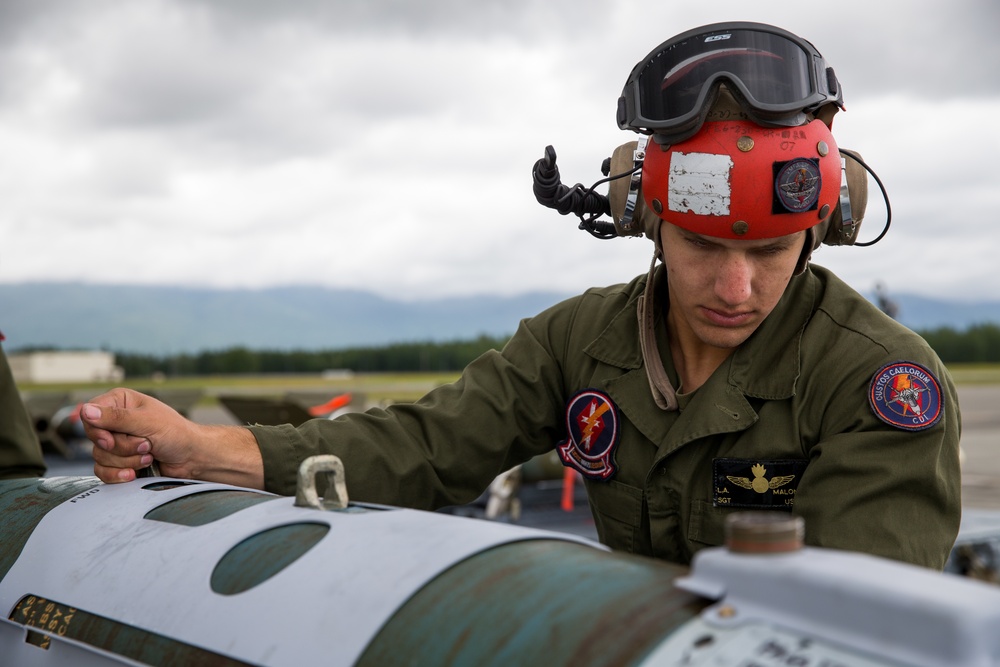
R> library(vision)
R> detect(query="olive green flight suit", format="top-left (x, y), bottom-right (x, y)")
top-left (0, 342), bottom-right (46, 479)
top-left (252, 265), bottom-right (961, 569)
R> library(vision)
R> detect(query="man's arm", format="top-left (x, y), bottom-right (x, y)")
top-left (81, 388), bottom-right (265, 489)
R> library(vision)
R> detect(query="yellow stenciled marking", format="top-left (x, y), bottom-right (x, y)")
top-left (10, 596), bottom-right (78, 649)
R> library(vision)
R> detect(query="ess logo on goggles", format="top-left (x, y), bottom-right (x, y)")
top-left (617, 21), bottom-right (844, 144)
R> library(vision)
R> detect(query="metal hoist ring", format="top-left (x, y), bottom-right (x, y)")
top-left (295, 455), bottom-right (349, 510)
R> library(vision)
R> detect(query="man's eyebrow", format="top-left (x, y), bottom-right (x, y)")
top-left (681, 231), bottom-right (716, 244)
top-left (680, 232), bottom-right (797, 251)
top-left (760, 238), bottom-right (796, 250)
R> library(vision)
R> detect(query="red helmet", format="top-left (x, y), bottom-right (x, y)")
top-left (640, 118), bottom-right (841, 240)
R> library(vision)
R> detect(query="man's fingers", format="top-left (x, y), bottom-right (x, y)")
top-left (90, 430), bottom-right (155, 484)
top-left (93, 462), bottom-right (138, 484)
top-left (81, 403), bottom-right (121, 450)
top-left (86, 423), bottom-right (152, 455)
top-left (81, 402), bottom-right (141, 436)
top-left (92, 442), bottom-right (153, 466)
top-left (92, 438), bottom-right (154, 483)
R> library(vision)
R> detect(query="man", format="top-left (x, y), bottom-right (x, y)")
top-left (82, 22), bottom-right (960, 569)
top-left (0, 332), bottom-right (46, 479)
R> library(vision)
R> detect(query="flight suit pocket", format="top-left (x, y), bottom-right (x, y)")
top-left (688, 499), bottom-right (729, 547)
top-left (586, 479), bottom-right (643, 553)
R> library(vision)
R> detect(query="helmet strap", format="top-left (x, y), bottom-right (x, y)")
top-left (637, 245), bottom-right (679, 411)
top-left (794, 229), bottom-right (814, 275)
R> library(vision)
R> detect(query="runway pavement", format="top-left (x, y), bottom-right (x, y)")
top-left (957, 384), bottom-right (1000, 510)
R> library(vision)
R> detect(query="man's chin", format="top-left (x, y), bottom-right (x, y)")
top-left (696, 322), bottom-right (759, 350)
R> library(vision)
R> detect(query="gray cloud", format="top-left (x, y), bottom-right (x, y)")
top-left (0, 0), bottom-right (995, 304)
top-left (819, 0), bottom-right (1000, 99)
top-left (175, 0), bottom-right (604, 40)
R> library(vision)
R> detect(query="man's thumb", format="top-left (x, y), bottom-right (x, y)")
top-left (81, 403), bottom-right (102, 422)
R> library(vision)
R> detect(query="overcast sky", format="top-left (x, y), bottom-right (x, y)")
top-left (0, 0), bottom-right (996, 303)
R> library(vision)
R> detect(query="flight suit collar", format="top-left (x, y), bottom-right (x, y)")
top-left (582, 274), bottom-right (670, 444)
top-left (582, 283), bottom-right (645, 371)
top-left (728, 267), bottom-right (818, 401)
top-left (582, 265), bottom-right (819, 448)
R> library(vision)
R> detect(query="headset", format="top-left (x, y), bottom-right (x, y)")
top-left (531, 120), bottom-right (890, 254)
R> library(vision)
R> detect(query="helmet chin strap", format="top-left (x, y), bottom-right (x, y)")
top-left (637, 230), bottom-right (679, 411)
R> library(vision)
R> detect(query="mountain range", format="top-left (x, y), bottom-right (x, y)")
top-left (2, 282), bottom-right (998, 355)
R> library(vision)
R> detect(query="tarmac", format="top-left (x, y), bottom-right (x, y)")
top-left (956, 384), bottom-right (1000, 510)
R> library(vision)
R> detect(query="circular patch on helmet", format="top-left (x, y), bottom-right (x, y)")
top-left (556, 389), bottom-right (620, 481)
top-left (868, 361), bottom-right (944, 431)
top-left (774, 158), bottom-right (822, 213)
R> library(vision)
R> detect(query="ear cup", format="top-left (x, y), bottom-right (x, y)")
top-left (607, 140), bottom-right (661, 239)
top-left (819, 149), bottom-right (869, 246)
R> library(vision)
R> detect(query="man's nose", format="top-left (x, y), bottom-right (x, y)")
top-left (715, 253), bottom-right (752, 305)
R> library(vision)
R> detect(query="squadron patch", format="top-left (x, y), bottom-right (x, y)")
top-left (557, 389), bottom-right (620, 481)
top-left (773, 158), bottom-right (821, 213)
top-left (868, 361), bottom-right (944, 431)
top-left (713, 459), bottom-right (808, 510)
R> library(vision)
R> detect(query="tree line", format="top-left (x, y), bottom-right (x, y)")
top-left (918, 324), bottom-right (1000, 364)
top-left (116, 335), bottom-right (512, 377)
top-left (112, 325), bottom-right (1000, 377)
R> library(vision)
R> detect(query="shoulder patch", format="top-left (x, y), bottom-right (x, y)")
top-left (557, 389), bottom-right (620, 481)
top-left (868, 361), bottom-right (944, 431)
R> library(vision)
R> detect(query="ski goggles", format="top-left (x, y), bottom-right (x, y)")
top-left (617, 22), bottom-right (843, 140)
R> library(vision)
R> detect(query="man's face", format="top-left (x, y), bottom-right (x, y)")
top-left (659, 220), bottom-right (806, 352)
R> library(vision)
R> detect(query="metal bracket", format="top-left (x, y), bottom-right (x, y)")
top-left (837, 155), bottom-right (856, 240)
top-left (295, 455), bottom-right (349, 510)
top-left (619, 135), bottom-right (649, 233)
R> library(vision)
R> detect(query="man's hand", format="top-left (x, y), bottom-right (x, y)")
top-left (81, 388), bottom-right (265, 489)
top-left (81, 388), bottom-right (197, 483)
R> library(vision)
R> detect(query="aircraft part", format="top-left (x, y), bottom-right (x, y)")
top-left (3, 466), bottom-right (1000, 666)
top-left (0, 473), bottom-right (706, 666)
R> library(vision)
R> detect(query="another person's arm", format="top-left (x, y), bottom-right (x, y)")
top-left (0, 344), bottom-right (46, 479)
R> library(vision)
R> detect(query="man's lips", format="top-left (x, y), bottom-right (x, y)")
top-left (701, 307), bottom-right (755, 327)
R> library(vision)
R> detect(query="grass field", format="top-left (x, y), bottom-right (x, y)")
top-left (945, 364), bottom-right (1000, 385)
top-left (18, 371), bottom-right (464, 407)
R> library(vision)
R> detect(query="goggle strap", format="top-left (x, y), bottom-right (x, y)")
top-left (826, 67), bottom-right (839, 98)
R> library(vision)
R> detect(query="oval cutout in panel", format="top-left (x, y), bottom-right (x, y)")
top-left (144, 490), bottom-right (275, 526)
top-left (142, 481), bottom-right (196, 491)
top-left (211, 522), bottom-right (330, 595)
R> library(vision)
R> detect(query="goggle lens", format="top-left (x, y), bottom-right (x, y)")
top-left (621, 24), bottom-right (840, 135)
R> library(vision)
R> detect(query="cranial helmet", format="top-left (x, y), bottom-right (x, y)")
top-left (606, 86), bottom-right (870, 273)
top-left (643, 118), bottom-right (840, 239)
top-left (533, 22), bottom-right (877, 256)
